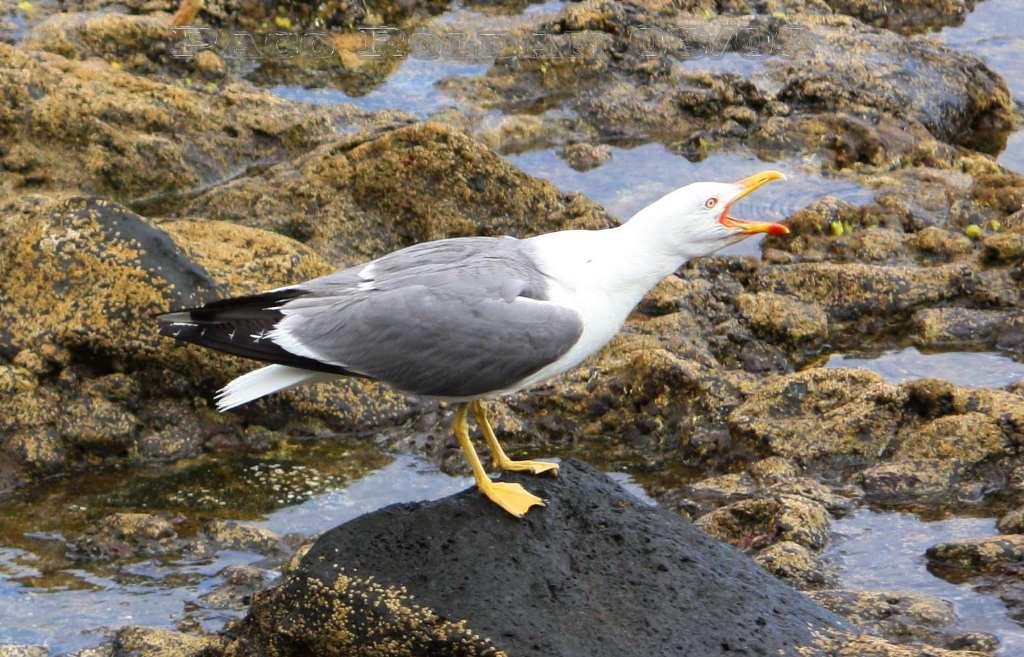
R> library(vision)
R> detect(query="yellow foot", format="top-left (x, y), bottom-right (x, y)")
top-left (480, 481), bottom-right (545, 517)
top-left (495, 459), bottom-right (559, 477)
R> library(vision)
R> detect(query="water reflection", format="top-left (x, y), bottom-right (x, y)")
top-left (826, 509), bottom-right (1023, 655)
top-left (825, 347), bottom-right (1024, 389)
top-left (254, 455), bottom-right (470, 536)
top-left (938, 0), bottom-right (1024, 172)
top-left (271, 59), bottom-right (487, 118)
top-left (504, 144), bottom-right (875, 256)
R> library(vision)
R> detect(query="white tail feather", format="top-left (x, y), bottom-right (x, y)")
top-left (215, 365), bottom-right (336, 412)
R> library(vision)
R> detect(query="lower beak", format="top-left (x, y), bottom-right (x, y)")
top-left (720, 170), bottom-right (790, 235)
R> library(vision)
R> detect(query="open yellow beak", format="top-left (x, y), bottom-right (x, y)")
top-left (720, 170), bottom-right (790, 236)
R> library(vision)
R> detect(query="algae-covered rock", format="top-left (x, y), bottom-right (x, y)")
top-left (736, 291), bottom-right (829, 343)
top-left (982, 230), bottom-right (1024, 263)
top-left (729, 367), bottom-right (904, 466)
top-left (447, 6), bottom-right (1013, 163)
top-left (755, 540), bottom-right (838, 589)
top-left (823, 0), bottom-right (977, 34)
top-left (199, 565), bottom-right (274, 610)
top-left (0, 43), bottom-right (395, 201)
top-left (23, 11), bottom-right (178, 70)
top-left (0, 647), bottom-right (48, 657)
top-left (0, 195), bottom-right (216, 365)
top-left (70, 512), bottom-right (181, 560)
top-left (926, 535), bottom-right (1024, 625)
top-left (226, 460), bottom-right (846, 657)
top-left (911, 308), bottom-right (1013, 347)
top-left (728, 364), bottom-right (1024, 501)
top-left (856, 459), bottom-right (957, 505)
top-left (697, 494), bottom-right (832, 552)
top-left (997, 507), bottom-right (1024, 535)
top-left (559, 142), bottom-right (612, 171)
top-left (178, 122), bottom-right (614, 264)
top-left (751, 262), bottom-right (973, 324)
top-left (108, 626), bottom-right (223, 657)
top-left (926, 534), bottom-right (1024, 576)
top-left (0, 194), bottom-right (416, 488)
top-left (806, 589), bottom-right (978, 652)
top-left (205, 520), bottom-right (284, 555)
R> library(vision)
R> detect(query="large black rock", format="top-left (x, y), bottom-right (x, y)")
top-left (227, 460), bottom-right (846, 657)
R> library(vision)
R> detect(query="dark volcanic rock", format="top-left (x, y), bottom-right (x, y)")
top-left (226, 460), bottom-right (846, 657)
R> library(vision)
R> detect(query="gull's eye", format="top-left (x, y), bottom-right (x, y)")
top-left (705, 197), bottom-right (718, 209)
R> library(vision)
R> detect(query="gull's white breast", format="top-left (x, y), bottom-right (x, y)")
top-left (487, 228), bottom-right (656, 396)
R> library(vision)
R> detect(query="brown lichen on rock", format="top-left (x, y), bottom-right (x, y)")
top-left (697, 494), bottom-right (832, 552)
top-left (729, 368), bottom-right (905, 465)
top-left (178, 122), bottom-right (614, 264)
top-left (736, 291), bottom-right (829, 344)
top-left (926, 534), bottom-right (1024, 577)
top-left (807, 589), bottom-right (976, 652)
top-left (756, 540), bottom-right (838, 589)
top-left (226, 571), bottom-right (506, 657)
top-left (0, 43), bottom-right (394, 201)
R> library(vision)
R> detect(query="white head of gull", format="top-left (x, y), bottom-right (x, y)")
top-left (158, 170), bottom-right (788, 517)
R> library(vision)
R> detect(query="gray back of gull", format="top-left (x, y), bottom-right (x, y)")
top-left (281, 236), bottom-right (583, 398)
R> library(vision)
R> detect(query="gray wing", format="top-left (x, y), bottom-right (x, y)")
top-left (274, 237), bottom-right (583, 398)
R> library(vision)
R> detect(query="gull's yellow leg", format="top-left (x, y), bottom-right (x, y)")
top-left (453, 403), bottom-right (545, 517)
top-left (471, 400), bottom-right (559, 477)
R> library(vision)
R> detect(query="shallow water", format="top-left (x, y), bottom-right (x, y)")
top-left (271, 58), bottom-right (487, 118)
top-left (0, 546), bottom-right (259, 650)
top-left (269, 0), bottom-right (565, 118)
top-left (678, 52), bottom-right (783, 96)
top-left (0, 0), bottom-right (55, 44)
top-left (504, 144), bottom-right (875, 256)
top-left (825, 347), bottom-right (1024, 389)
top-left (826, 509), bottom-right (1024, 655)
top-left (938, 0), bottom-right (1024, 172)
top-left (0, 439), bottom-right (437, 653)
top-left (0, 447), bottom-right (660, 652)
top-left (252, 455), bottom-right (470, 536)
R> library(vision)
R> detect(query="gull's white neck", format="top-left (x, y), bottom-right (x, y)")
top-left (528, 219), bottom-right (689, 303)
top-left (509, 221), bottom-right (690, 391)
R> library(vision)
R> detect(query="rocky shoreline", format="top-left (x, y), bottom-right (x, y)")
top-left (1, 0), bottom-right (1023, 654)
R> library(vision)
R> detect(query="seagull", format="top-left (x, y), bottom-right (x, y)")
top-left (158, 171), bottom-right (788, 517)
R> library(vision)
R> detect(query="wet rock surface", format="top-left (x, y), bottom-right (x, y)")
top-left (925, 535), bottom-right (1024, 625)
top-left (444, 3), bottom-right (1014, 163)
top-left (806, 589), bottom-right (996, 653)
top-left (226, 460), bottom-right (848, 657)
top-left (84, 626), bottom-right (224, 657)
top-left (0, 43), bottom-right (407, 203)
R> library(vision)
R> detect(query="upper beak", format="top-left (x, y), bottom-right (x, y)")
top-left (720, 170), bottom-right (790, 236)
